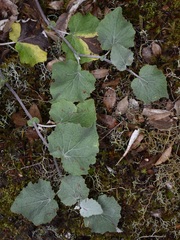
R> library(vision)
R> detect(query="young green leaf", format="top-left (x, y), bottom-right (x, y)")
top-left (48, 123), bottom-right (99, 175)
top-left (84, 195), bottom-right (121, 233)
top-left (51, 60), bottom-right (96, 102)
top-left (62, 13), bottom-right (100, 63)
top-left (50, 99), bottom-right (96, 127)
top-left (97, 7), bottom-right (135, 50)
top-left (58, 175), bottom-right (89, 206)
top-left (131, 65), bottom-right (169, 103)
top-left (80, 198), bottom-right (103, 218)
top-left (27, 117), bottom-right (40, 127)
top-left (11, 179), bottom-right (58, 226)
top-left (111, 44), bottom-right (134, 71)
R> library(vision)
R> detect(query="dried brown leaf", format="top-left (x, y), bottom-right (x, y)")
top-left (25, 128), bottom-right (39, 143)
top-left (115, 96), bottom-right (129, 116)
top-left (48, 1), bottom-right (63, 10)
top-left (142, 108), bottom-right (171, 117)
top-left (155, 145), bottom-right (172, 166)
top-left (174, 99), bottom-right (180, 116)
top-left (131, 133), bottom-right (144, 150)
top-left (141, 46), bottom-right (153, 63)
top-left (55, 13), bottom-right (69, 33)
top-left (148, 116), bottom-right (176, 130)
top-left (11, 111), bottom-right (27, 127)
top-left (29, 103), bottom-right (42, 123)
top-left (97, 114), bottom-right (118, 129)
top-left (103, 88), bottom-right (116, 112)
top-left (91, 69), bottom-right (109, 79)
top-left (151, 41), bottom-right (162, 57)
top-left (102, 78), bottom-right (120, 88)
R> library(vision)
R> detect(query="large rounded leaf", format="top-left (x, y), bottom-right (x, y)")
top-left (97, 7), bottom-right (135, 50)
top-left (11, 179), bottom-right (58, 226)
top-left (48, 123), bottom-right (99, 175)
top-left (51, 60), bottom-right (96, 102)
top-left (131, 65), bottom-right (169, 103)
top-left (50, 99), bottom-right (96, 127)
top-left (84, 195), bottom-right (121, 233)
top-left (58, 175), bottom-right (89, 206)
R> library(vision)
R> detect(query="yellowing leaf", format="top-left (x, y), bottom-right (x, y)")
top-left (62, 13), bottom-right (100, 63)
top-left (15, 42), bottom-right (47, 66)
top-left (9, 22), bottom-right (21, 42)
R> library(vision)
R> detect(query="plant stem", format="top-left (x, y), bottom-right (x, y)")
top-left (126, 68), bottom-right (148, 83)
top-left (5, 82), bottom-right (62, 177)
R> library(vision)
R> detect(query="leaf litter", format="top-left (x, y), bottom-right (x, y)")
top-left (0, 0), bottom-right (180, 239)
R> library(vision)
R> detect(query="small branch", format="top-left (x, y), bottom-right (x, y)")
top-left (6, 82), bottom-right (48, 146)
top-left (5, 82), bottom-right (62, 177)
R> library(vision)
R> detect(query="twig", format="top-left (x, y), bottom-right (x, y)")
top-left (4, 81), bottom-right (62, 177)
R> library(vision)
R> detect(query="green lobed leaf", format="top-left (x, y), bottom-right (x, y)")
top-left (68, 13), bottom-right (99, 36)
top-left (111, 44), bottom-right (134, 71)
top-left (97, 7), bottom-right (135, 50)
top-left (58, 175), bottom-right (89, 206)
top-left (62, 13), bottom-right (99, 63)
top-left (51, 60), bottom-right (96, 102)
top-left (131, 65), bottom-right (169, 103)
top-left (84, 195), bottom-right (121, 233)
top-left (11, 179), bottom-right (58, 226)
top-left (80, 198), bottom-right (103, 218)
top-left (50, 99), bottom-right (96, 128)
top-left (15, 42), bottom-right (47, 66)
top-left (48, 123), bottom-right (99, 175)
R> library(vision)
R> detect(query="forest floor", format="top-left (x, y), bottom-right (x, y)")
top-left (0, 0), bottom-right (179, 239)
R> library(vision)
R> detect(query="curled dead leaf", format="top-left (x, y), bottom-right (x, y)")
top-left (103, 88), bottom-right (116, 112)
top-left (115, 96), bottom-right (129, 116)
top-left (155, 145), bottom-right (172, 166)
top-left (141, 46), bottom-right (153, 63)
top-left (151, 41), bottom-right (162, 57)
